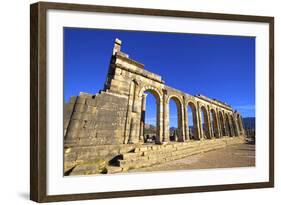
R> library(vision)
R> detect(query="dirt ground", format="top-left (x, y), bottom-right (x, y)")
top-left (129, 143), bottom-right (255, 172)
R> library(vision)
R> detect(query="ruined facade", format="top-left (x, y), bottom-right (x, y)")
top-left (64, 39), bottom-right (246, 175)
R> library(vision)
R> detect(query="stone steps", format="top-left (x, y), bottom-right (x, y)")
top-left (115, 137), bottom-right (244, 172)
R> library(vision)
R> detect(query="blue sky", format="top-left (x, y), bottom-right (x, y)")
top-left (64, 28), bottom-right (255, 127)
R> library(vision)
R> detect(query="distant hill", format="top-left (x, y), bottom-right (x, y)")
top-left (144, 124), bottom-right (179, 135)
top-left (243, 117), bottom-right (255, 130)
top-left (144, 124), bottom-right (156, 129)
top-left (144, 124), bottom-right (156, 134)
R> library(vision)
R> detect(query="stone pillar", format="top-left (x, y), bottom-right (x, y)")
top-left (218, 111), bottom-right (222, 137)
top-left (210, 109), bottom-right (219, 138)
top-left (192, 104), bottom-right (200, 140)
top-left (235, 119), bottom-right (240, 136)
top-left (184, 99), bottom-right (190, 141)
top-left (134, 89), bottom-right (143, 143)
top-left (226, 115), bottom-right (232, 137)
top-left (156, 98), bottom-right (164, 144)
top-left (228, 114), bottom-right (235, 137)
top-left (139, 93), bottom-right (147, 142)
top-left (179, 103), bottom-right (186, 142)
top-left (223, 112), bottom-right (229, 137)
top-left (123, 81), bottom-right (135, 144)
top-left (222, 112), bottom-right (227, 137)
top-left (236, 115), bottom-right (241, 135)
top-left (207, 107), bottom-right (213, 139)
top-left (239, 116), bottom-right (245, 135)
top-left (216, 110), bottom-right (220, 138)
top-left (217, 110), bottom-right (223, 138)
top-left (132, 81), bottom-right (139, 112)
top-left (214, 111), bottom-right (220, 138)
top-left (162, 91), bottom-right (169, 142)
top-left (197, 103), bottom-right (204, 139)
top-left (128, 118), bottom-right (135, 144)
top-left (232, 115), bottom-right (239, 136)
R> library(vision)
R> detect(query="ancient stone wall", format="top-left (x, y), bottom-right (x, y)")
top-left (64, 91), bottom-right (128, 147)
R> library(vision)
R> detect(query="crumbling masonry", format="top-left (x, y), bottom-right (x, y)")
top-left (64, 39), bottom-right (246, 175)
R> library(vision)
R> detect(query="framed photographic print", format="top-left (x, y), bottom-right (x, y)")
top-left (30, 1), bottom-right (274, 202)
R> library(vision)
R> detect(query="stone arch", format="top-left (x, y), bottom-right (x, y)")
top-left (139, 85), bottom-right (163, 144)
top-left (167, 95), bottom-right (183, 105)
top-left (200, 105), bottom-right (211, 139)
top-left (224, 113), bottom-right (232, 137)
top-left (139, 85), bottom-right (162, 101)
top-left (167, 95), bottom-right (185, 142)
top-left (210, 109), bottom-right (219, 138)
top-left (186, 101), bottom-right (200, 140)
top-left (230, 114), bottom-right (239, 136)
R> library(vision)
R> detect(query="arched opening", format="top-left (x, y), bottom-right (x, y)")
top-left (141, 89), bottom-right (161, 144)
top-left (187, 102), bottom-right (200, 140)
top-left (200, 106), bottom-right (211, 139)
top-left (210, 109), bottom-right (219, 138)
top-left (225, 114), bottom-right (232, 137)
top-left (168, 96), bottom-right (183, 142)
top-left (219, 111), bottom-right (226, 136)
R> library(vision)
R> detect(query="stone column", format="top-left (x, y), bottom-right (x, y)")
top-left (156, 98), bottom-right (164, 144)
top-left (128, 118), bottom-right (135, 144)
top-left (123, 81), bottom-right (135, 144)
top-left (222, 112), bottom-right (227, 137)
top-left (192, 104), bottom-right (200, 140)
top-left (132, 81), bottom-right (139, 112)
top-left (217, 109), bottom-right (222, 138)
top-left (197, 103), bottom-right (204, 139)
top-left (223, 112), bottom-right (229, 137)
top-left (236, 115), bottom-right (241, 135)
top-left (235, 119), bottom-right (240, 136)
top-left (184, 100), bottom-right (190, 141)
top-left (232, 115), bottom-right (239, 136)
top-left (226, 114), bottom-right (232, 137)
top-left (239, 116), bottom-right (245, 135)
top-left (162, 91), bottom-right (169, 142)
top-left (207, 107), bottom-right (213, 139)
top-left (215, 111), bottom-right (220, 138)
top-left (228, 114), bottom-right (235, 137)
top-left (179, 103), bottom-right (186, 142)
top-left (218, 111), bottom-right (222, 137)
top-left (214, 111), bottom-right (220, 138)
top-left (139, 93), bottom-right (147, 142)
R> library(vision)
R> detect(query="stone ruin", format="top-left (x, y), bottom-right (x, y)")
top-left (64, 39), bottom-right (246, 175)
